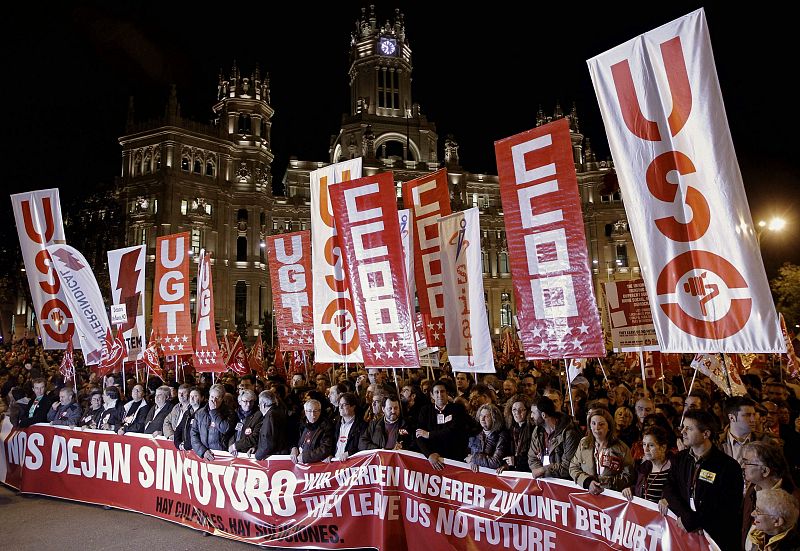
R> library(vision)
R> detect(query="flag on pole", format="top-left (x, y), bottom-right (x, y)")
top-left (690, 353), bottom-right (747, 396)
top-left (249, 334), bottom-right (265, 378)
top-left (142, 330), bottom-right (164, 380)
top-left (226, 335), bottom-right (250, 376)
top-left (59, 340), bottom-right (74, 382)
top-left (95, 328), bottom-right (126, 378)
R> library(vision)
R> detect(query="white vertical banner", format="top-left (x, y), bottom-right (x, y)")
top-left (438, 208), bottom-right (494, 373)
top-left (108, 245), bottom-right (146, 361)
top-left (310, 158), bottom-right (363, 362)
top-left (10, 189), bottom-right (79, 349)
top-left (398, 209), bottom-right (416, 320)
top-left (588, 9), bottom-right (783, 353)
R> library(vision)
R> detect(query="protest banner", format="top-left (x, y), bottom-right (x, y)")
top-left (152, 232), bottom-right (193, 355)
top-left (266, 231), bottom-right (314, 351)
top-left (604, 279), bottom-right (659, 352)
top-left (108, 245), bottom-right (147, 361)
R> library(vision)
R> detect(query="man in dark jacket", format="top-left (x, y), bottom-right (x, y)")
top-left (360, 396), bottom-right (416, 451)
top-left (118, 384), bottom-right (150, 435)
top-left (175, 389), bottom-right (204, 451)
top-left (47, 386), bottom-right (81, 426)
top-left (191, 384), bottom-right (236, 460)
top-left (18, 378), bottom-right (53, 428)
top-left (528, 395), bottom-right (581, 479)
top-left (662, 409), bottom-right (744, 551)
top-left (255, 390), bottom-right (290, 460)
top-left (229, 389), bottom-right (263, 454)
top-left (140, 386), bottom-right (173, 435)
top-left (98, 386), bottom-right (125, 432)
top-left (291, 399), bottom-right (334, 464)
top-left (416, 380), bottom-right (479, 470)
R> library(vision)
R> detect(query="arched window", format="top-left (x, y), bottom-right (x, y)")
top-left (181, 157), bottom-right (190, 171)
top-left (144, 153), bottom-right (151, 174)
top-left (193, 159), bottom-right (202, 174)
top-left (235, 281), bottom-right (247, 328)
top-left (237, 209), bottom-right (248, 222)
top-left (498, 252), bottom-right (509, 274)
top-left (133, 153), bottom-right (142, 176)
top-left (237, 236), bottom-right (247, 261)
top-left (205, 162), bottom-right (214, 177)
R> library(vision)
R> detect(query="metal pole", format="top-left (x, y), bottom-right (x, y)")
top-left (681, 364), bottom-right (700, 427)
top-left (638, 350), bottom-right (647, 397)
top-left (565, 359), bottom-right (576, 419)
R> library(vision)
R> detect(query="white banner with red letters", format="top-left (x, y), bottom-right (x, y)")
top-left (329, 173), bottom-right (420, 369)
top-left (10, 189), bottom-right (79, 350)
top-left (193, 249), bottom-right (224, 372)
top-left (588, 9), bottom-right (783, 353)
top-left (310, 159), bottom-right (363, 362)
top-left (152, 232), bottom-right (193, 355)
top-left (494, 120), bottom-right (605, 359)
top-left (604, 279), bottom-right (659, 352)
top-left (45, 244), bottom-right (111, 365)
top-left (402, 169), bottom-right (451, 348)
top-left (438, 208), bottom-right (494, 373)
top-left (108, 245), bottom-right (146, 361)
top-left (266, 231), bottom-right (314, 351)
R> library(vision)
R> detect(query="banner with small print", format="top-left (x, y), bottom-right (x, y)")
top-left (266, 231), bottom-right (314, 351)
top-left (108, 245), bottom-right (146, 361)
top-left (0, 421), bottom-right (718, 551)
top-left (11, 189), bottom-right (80, 350)
top-left (193, 249), bottom-right (224, 372)
top-left (329, 173), bottom-right (420, 369)
top-left (494, 120), bottom-right (605, 359)
top-left (402, 169), bottom-right (451, 348)
top-left (152, 233), bottom-right (193, 355)
top-left (588, 9), bottom-right (783, 353)
top-left (604, 279), bottom-right (659, 352)
top-left (439, 208), bottom-right (494, 373)
top-left (45, 244), bottom-right (112, 364)
top-left (310, 159), bottom-right (363, 362)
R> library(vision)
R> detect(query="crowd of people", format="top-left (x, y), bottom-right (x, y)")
top-left (2, 337), bottom-right (800, 550)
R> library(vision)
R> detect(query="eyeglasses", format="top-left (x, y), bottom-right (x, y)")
top-left (240, 399), bottom-right (256, 404)
top-left (753, 508), bottom-right (776, 517)
top-left (305, 409), bottom-right (321, 414)
top-left (739, 461), bottom-right (764, 468)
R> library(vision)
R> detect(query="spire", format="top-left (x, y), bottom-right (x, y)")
top-left (369, 4), bottom-right (377, 30)
top-left (536, 105), bottom-right (545, 127)
top-left (553, 101), bottom-right (563, 119)
top-left (569, 101), bottom-right (580, 133)
top-left (126, 96), bottom-right (135, 131)
top-left (165, 84), bottom-right (180, 120)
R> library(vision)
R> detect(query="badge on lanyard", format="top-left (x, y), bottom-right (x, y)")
top-left (437, 414), bottom-right (446, 424)
top-left (698, 469), bottom-right (716, 483)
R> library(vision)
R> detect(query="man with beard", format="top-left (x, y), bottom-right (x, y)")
top-left (229, 389), bottom-right (263, 455)
top-left (118, 385), bottom-right (150, 435)
top-left (360, 396), bottom-right (415, 451)
top-left (416, 381), bottom-right (478, 470)
top-left (527, 395), bottom-right (581, 479)
top-left (175, 388), bottom-right (204, 451)
top-left (291, 399), bottom-right (334, 464)
top-left (191, 384), bottom-right (237, 460)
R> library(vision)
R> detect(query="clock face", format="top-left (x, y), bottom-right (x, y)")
top-left (379, 37), bottom-right (397, 56)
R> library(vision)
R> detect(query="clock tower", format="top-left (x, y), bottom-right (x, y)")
top-left (330, 6), bottom-right (438, 166)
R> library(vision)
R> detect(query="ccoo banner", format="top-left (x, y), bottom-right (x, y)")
top-left (266, 231), bottom-right (314, 351)
top-left (587, 9), bottom-right (783, 353)
top-left (108, 245), bottom-right (147, 361)
top-left (152, 233), bottom-right (193, 355)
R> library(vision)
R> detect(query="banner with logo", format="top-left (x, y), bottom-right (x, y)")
top-left (604, 279), bottom-right (659, 352)
top-left (0, 421), bottom-right (717, 551)
top-left (439, 208), bottom-right (494, 373)
top-left (225, 334), bottom-right (250, 376)
top-left (266, 231), bottom-right (314, 351)
top-left (329, 173), bottom-right (420, 369)
top-left (310, 159), bottom-right (363, 362)
top-left (108, 245), bottom-right (146, 361)
top-left (690, 353), bottom-right (747, 396)
top-left (193, 249), bottom-right (224, 373)
top-left (588, 9), bottom-right (783, 353)
top-left (402, 169), bottom-right (451, 348)
top-left (10, 189), bottom-right (79, 349)
top-left (494, 120), bottom-right (605, 359)
top-left (152, 233), bottom-right (193, 355)
top-left (45, 244), bottom-right (111, 364)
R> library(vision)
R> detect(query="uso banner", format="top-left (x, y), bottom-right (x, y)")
top-left (193, 249), bottom-right (224, 372)
top-left (152, 232), bottom-right (193, 354)
top-left (46, 244), bottom-right (112, 365)
top-left (329, 173), bottom-right (420, 369)
top-left (1, 422), bottom-right (717, 551)
top-left (10, 188), bottom-right (79, 349)
top-left (266, 231), bottom-right (314, 351)
top-left (588, 9), bottom-right (783, 353)
top-left (310, 159), bottom-right (363, 362)
top-left (108, 245), bottom-right (146, 361)
top-left (439, 208), bottom-right (494, 373)
top-left (494, 120), bottom-right (604, 359)
top-left (402, 169), bottom-right (451, 348)
top-left (604, 279), bottom-right (659, 352)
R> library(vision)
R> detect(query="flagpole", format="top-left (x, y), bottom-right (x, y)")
top-left (392, 367), bottom-right (400, 393)
top-left (121, 363), bottom-right (126, 398)
top-left (564, 359), bottom-right (575, 419)
top-left (638, 350), bottom-right (647, 397)
top-left (596, 358), bottom-right (609, 388)
top-left (681, 364), bottom-right (700, 427)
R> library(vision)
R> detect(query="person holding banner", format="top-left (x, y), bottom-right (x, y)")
top-left (622, 426), bottom-right (672, 504)
top-left (359, 396), bottom-right (415, 452)
top-left (163, 384), bottom-right (192, 439)
top-left (528, 396), bottom-right (581, 480)
top-left (175, 388), bottom-right (204, 451)
top-left (291, 399), bottom-right (334, 464)
top-left (746, 488), bottom-right (800, 551)
top-left (254, 390), bottom-right (290, 460)
top-left (569, 409), bottom-right (634, 495)
top-left (466, 404), bottom-right (510, 472)
top-left (140, 386), bottom-right (172, 435)
top-left (17, 378), bottom-right (52, 428)
top-left (499, 395), bottom-right (533, 474)
top-left (191, 384), bottom-right (236, 461)
top-left (416, 381), bottom-right (479, 471)
top-left (79, 391), bottom-right (104, 429)
top-left (228, 389), bottom-right (263, 455)
top-left (47, 386), bottom-right (81, 426)
top-left (98, 386), bottom-right (125, 432)
top-left (118, 384), bottom-right (150, 435)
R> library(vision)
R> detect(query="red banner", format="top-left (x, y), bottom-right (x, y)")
top-left (495, 119), bottom-right (604, 359)
top-left (193, 249), bottom-right (224, 372)
top-left (330, 173), bottom-right (420, 369)
top-left (249, 334), bottom-right (265, 378)
top-left (1, 422), bottom-right (715, 551)
top-left (266, 231), bottom-right (314, 351)
top-left (152, 233), bottom-right (193, 354)
top-left (402, 169), bottom-right (452, 348)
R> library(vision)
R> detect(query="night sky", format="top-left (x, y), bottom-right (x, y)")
top-left (3, 2), bottom-right (797, 276)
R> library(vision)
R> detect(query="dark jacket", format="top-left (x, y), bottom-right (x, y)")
top-left (141, 403), bottom-right (172, 434)
top-left (297, 417), bottom-right (335, 463)
top-left (18, 395), bottom-right (53, 427)
top-left (98, 402), bottom-right (125, 432)
top-left (79, 406), bottom-right (104, 429)
top-left (507, 420), bottom-right (534, 472)
top-left (190, 404), bottom-right (236, 457)
top-left (359, 418), bottom-right (416, 451)
top-left (255, 406), bottom-right (290, 460)
top-left (233, 408), bottom-right (263, 453)
top-left (47, 403), bottom-right (81, 426)
top-left (174, 406), bottom-right (200, 451)
top-left (663, 445), bottom-right (744, 551)
top-left (416, 401), bottom-right (479, 460)
top-left (528, 414), bottom-right (582, 479)
top-left (629, 458), bottom-right (672, 502)
top-left (468, 429), bottom-right (511, 468)
top-left (333, 416), bottom-right (367, 457)
top-left (120, 399), bottom-right (151, 433)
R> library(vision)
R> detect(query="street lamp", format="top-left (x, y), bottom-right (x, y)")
top-left (756, 217), bottom-right (787, 244)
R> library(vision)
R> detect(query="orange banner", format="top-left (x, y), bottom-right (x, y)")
top-left (152, 232), bottom-right (193, 355)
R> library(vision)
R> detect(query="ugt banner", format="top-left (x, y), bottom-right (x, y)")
top-left (310, 158), bottom-right (363, 362)
top-left (494, 120), bottom-right (605, 359)
top-left (604, 279), bottom-right (659, 352)
top-left (10, 188), bottom-right (79, 349)
top-left (439, 208), bottom-right (494, 373)
top-left (193, 249), bottom-right (224, 372)
top-left (402, 169), bottom-right (452, 348)
top-left (329, 173), bottom-right (420, 369)
top-left (152, 232), bottom-right (193, 354)
top-left (1, 421), bottom-right (717, 551)
top-left (266, 231), bottom-right (314, 351)
top-left (588, 9), bottom-right (783, 353)
top-left (108, 245), bottom-right (146, 361)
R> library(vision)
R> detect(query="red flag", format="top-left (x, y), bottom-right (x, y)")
top-left (226, 335), bottom-right (250, 376)
top-left (59, 340), bottom-right (74, 382)
top-left (290, 350), bottom-right (304, 376)
top-left (249, 335), bottom-right (265, 378)
top-left (273, 341), bottom-right (285, 372)
top-left (141, 330), bottom-right (164, 380)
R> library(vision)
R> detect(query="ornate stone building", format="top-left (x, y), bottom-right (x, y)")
top-left (117, 6), bottom-right (639, 342)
